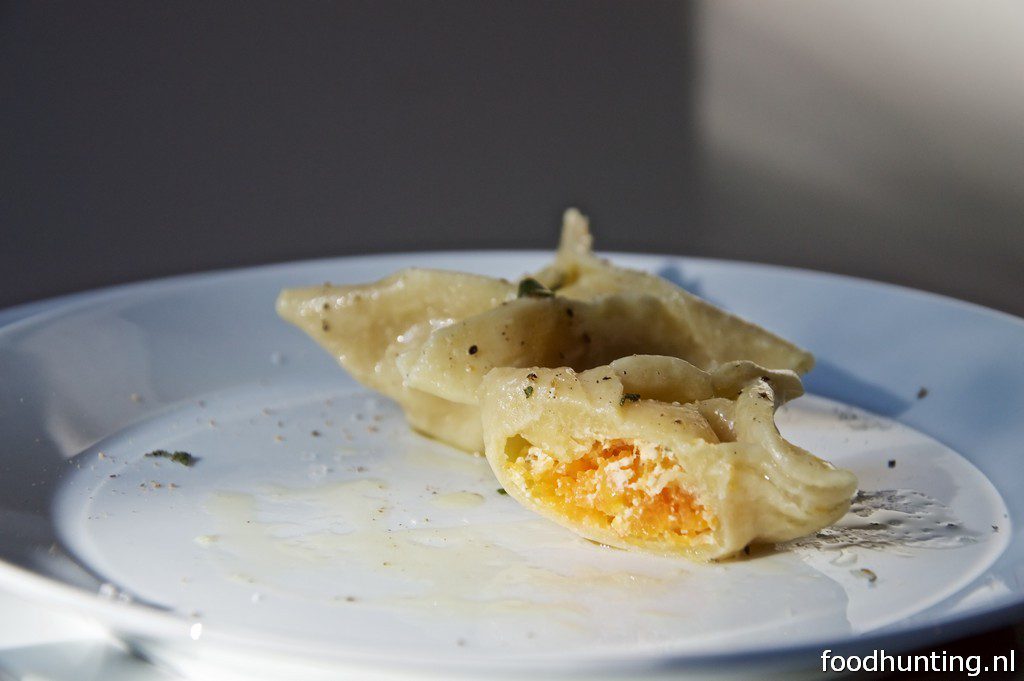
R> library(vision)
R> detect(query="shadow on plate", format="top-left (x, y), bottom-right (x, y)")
top-left (805, 361), bottom-right (910, 419)
top-left (656, 263), bottom-right (911, 418)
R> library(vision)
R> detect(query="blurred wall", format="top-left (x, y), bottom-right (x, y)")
top-left (696, 0), bottom-right (1024, 315)
top-left (0, 1), bottom-right (696, 308)
top-left (2, 1), bottom-right (1022, 316)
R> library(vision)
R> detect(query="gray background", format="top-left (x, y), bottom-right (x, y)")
top-left (2, 1), bottom-right (698, 307)
top-left (3, 1), bottom-right (1021, 315)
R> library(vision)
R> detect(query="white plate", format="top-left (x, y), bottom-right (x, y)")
top-left (1, 252), bottom-right (1022, 681)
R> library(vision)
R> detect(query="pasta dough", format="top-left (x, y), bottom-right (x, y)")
top-left (399, 291), bottom-right (804, 406)
top-left (531, 209), bottom-right (814, 374)
top-left (276, 269), bottom-right (515, 451)
top-left (277, 210), bottom-right (813, 452)
top-left (480, 355), bottom-right (857, 561)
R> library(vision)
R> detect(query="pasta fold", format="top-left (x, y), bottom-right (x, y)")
top-left (277, 210), bottom-right (813, 452)
top-left (276, 269), bottom-right (514, 450)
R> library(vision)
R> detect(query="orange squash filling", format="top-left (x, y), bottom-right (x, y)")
top-left (508, 438), bottom-right (714, 543)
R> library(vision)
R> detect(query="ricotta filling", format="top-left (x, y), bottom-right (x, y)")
top-left (507, 438), bottom-right (714, 544)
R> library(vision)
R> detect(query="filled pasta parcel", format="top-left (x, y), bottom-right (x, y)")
top-left (480, 356), bottom-right (857, 561)
top-left (276, 209), bottom-right (814, 452)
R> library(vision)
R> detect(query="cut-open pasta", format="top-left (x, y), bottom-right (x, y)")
top-left (480, 356), bottom-right (857, 560)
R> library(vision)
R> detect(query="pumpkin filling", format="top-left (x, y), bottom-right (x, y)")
top-left (507, 438), bottom-right (714, 544)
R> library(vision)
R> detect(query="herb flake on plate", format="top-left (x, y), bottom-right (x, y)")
top-left (145, 450), bottom-right (197, 467)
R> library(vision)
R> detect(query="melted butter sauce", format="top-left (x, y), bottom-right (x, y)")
top-left (191, 387), bottom-right (997, 626)
top-left (201, 478), bottom-right (685, 622)
top-left (784, 489), bottom-right (978, 554)
top-left (197, 472), bottom-right (986, 637)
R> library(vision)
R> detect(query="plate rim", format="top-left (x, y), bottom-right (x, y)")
top-left (4, 248), bottom-right (1023, 334)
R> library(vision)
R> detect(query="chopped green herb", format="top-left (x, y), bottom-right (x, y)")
top-left (517, 278), bottom-right (554, 298)
top-left (523, 386), bottom-right (534, 398)
top-left (145, 450), bottom-right (197, 467)
top-left (619, 392), bottom-right (641, 406)
top-left (496, 488), bottom-right (508, 495)
top-left (852, 568), bottom-right (878, 583)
